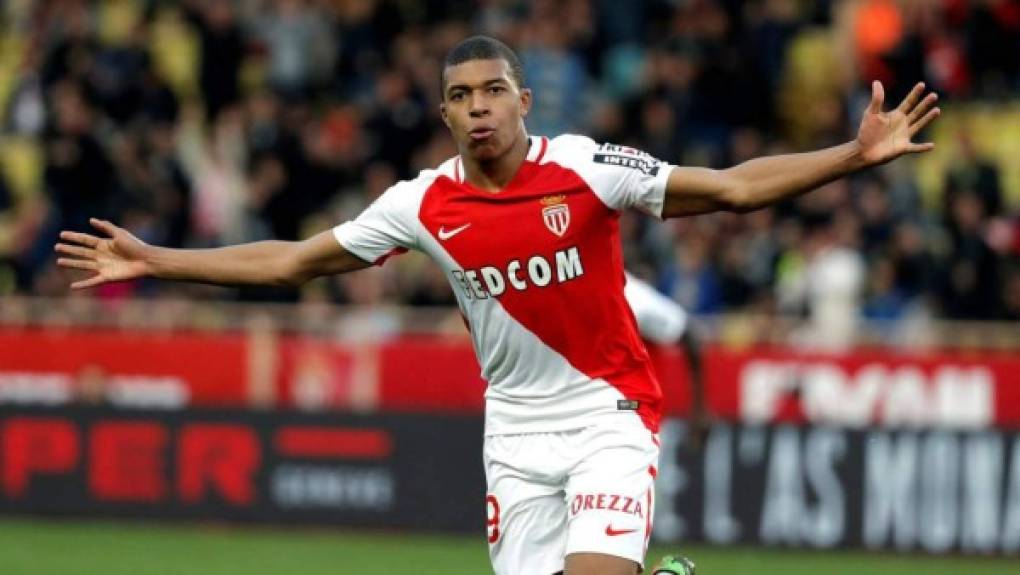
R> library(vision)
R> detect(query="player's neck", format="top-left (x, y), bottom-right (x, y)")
top-left (461, 130), bottom-right (530, 193)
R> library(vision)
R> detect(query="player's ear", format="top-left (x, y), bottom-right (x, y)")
top-left (440, 101), bottom-right (451, 129)
top-left (519, 88), bottom-right (532, 118)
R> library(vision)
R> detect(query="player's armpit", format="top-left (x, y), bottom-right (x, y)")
top-left (660, 166), bottom-right (746, 218)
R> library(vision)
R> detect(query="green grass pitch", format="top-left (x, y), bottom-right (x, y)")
top-left (0, 517), bottom-right (1016, 575)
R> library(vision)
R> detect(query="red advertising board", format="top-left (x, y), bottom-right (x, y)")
top-left (0, 328), bottom-right (247, 407)
top-left (2, 327), bottom-right (1018, 427)
top-left (3, 406), bottom-right (1019, 555)
top-left (696, 346), bottom-right (1020, 428)
top-left (0, 406), bottom-right (485, 530)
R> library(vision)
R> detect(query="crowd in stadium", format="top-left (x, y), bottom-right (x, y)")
top-left (0, 0), bottom-right (1018, 330)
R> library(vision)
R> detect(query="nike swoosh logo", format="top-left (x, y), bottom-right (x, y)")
top-left (438, 223), bottom-right (471, 240)
top-left (605, 525), bottom-right (639, 537)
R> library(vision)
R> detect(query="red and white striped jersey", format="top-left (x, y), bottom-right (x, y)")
top-left (333, 135), bottom-right (676, 435)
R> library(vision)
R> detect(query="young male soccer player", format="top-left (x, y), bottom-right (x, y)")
top-left (624, 272), bottom-right (707, 447)
top-left (56, 36), bottom-right (940, 575)
top-left (624, 272), bottom-right (705, 574)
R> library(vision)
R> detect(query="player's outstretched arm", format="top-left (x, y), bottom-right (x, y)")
top-left (55, 218), bottom-right (371, 290)
top-left (661, 81), bottom-right (940, 218)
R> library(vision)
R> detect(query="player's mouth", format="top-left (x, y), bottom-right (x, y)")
top-left (469, 127), bottom-right (496, 142)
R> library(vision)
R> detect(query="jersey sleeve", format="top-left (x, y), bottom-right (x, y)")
top-left (624, 273), bottom-right (688, 344)
top-left (332, 182), bottom-right (419, 265)
top-left (560, 135), bottom-right (675, 218)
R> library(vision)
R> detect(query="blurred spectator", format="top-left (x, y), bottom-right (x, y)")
top-left (856, 175), bottom-right (896, 257)
top-left (1003, 266), bottom-right (1020, 321)
top-left (663, 229), bottom-right (722, 315)
top-left (939, 190), bottom-right (1002, 320)
top-left (365, 70), bottom-right (431, 179)
top-left (943, 126), bottom-right (1003, 219)
top-left (0, 170), bottom-right (11, 214)
top-left (966, 0), bottom-right (1020, 98)
top-left (806, 222), bottom-right (865, 350)
top-left (520, 14), bottom-right (591, 135)
top-left (145, 123), bottom-right (192, 248)
top-left (888, 220), bottom-right (936, 301)
top-left (75, 364), bottom-right (110, 406)
top-left (863, 255), bottom-right (909, 323)
top-left (253, 0), bottom-right (335, 98)
top-left (184, 0), bottom-right (244, 121)
top-left (45, 81), bottom-right (118, 232)
top-left (177, 104), bottom-right (250, 246)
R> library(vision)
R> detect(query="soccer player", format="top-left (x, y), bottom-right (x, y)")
top-left (624, 272), bottom-right (704, 575)
top-left (624, 272), bottom-right (708, 448)
top-left (55, 36), bottom-right (939, 575)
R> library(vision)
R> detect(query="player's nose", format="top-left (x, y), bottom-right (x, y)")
top-left (468, 93), bottom-right (490, 116)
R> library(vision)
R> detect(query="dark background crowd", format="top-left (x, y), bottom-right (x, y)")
top-left (0, 0), bottom-right (1018, 331)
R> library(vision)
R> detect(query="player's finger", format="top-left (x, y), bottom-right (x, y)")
top-left (59, 230), bottom-right (101, 248)
top-left (55, 243), bottom-right (96, 259)
top-left (867, 80), bottom-right (885, 114)
top-left (909, 107), bottom-right (941, 137)
top-left (907, 92), bottom-right (938, 124)
top-left (71, 274), bottom-right (106, 290)
top-left (897, 81), bottom-right (926, 114)
top-left (57, 257), bottom-right (99, 271)
top-left (906, 142), bottom-right (936, 154)
top-left (90, 217), bottom-right (118, 237)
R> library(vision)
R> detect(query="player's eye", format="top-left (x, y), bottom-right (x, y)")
top-left (489, 86), bottom-right (505, 95)
top-left (450, 92), bottom-right (465, 101)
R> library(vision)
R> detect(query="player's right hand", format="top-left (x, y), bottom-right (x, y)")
top-left (55, 218), bottom-right (153, 289)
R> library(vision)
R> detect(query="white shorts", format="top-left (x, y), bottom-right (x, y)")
top-left (484, 415), bottom-right (660, 575)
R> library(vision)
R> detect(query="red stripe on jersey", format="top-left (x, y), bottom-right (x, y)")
top-left (536, 137), bottom-right (548, 163)
top-left (644, 485), bottom-right (654, 547)
top-left (645, 463), bottom-right (657, 545)
top-left (419, 159), bottom-right (662, 432)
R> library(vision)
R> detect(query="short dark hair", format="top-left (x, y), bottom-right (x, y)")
top-left (442, 35), bottom-right (525, 95)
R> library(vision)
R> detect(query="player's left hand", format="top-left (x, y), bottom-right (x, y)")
top-left (856, 81), bottom-right (940, 166)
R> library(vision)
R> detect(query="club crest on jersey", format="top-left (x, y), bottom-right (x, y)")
top-left (540, 194), bottom-right (570, 237)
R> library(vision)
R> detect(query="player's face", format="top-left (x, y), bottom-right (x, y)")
top-left (440, 59), bottom-right (531, 162)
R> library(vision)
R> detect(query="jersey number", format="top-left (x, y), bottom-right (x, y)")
top-left (486, 494), bottom-right (501, 544)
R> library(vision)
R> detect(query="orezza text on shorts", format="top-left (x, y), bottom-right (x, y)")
top-left (570, 492), bottom-right (645, 519)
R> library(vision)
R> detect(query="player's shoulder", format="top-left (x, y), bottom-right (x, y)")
top-left (432, 155), bottom-right (460, 181)
top-left (378, 158), bottom-right (457, 206)
top-left (409, 156), bottom-right (458, 190)
top-left (543, 134), bottom-right (663, 167)
top-left (543, 134), bottom-right (600, 162)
